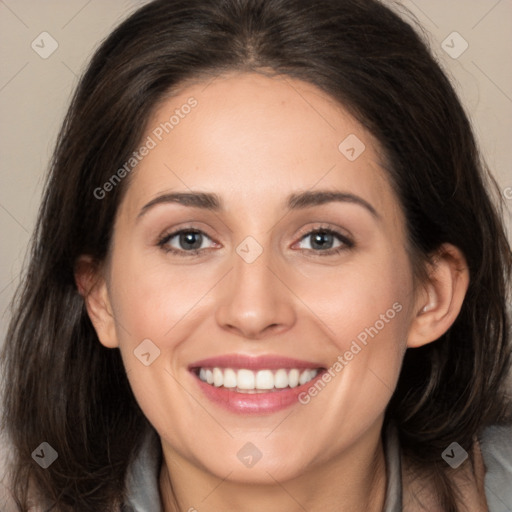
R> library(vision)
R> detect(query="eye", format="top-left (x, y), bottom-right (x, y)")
top-left (295, 227), bottom-right (354, 255)
top-left (157, 228), bottom-right (217, 256)
top-left (157, 226), bottom-right (354, 257)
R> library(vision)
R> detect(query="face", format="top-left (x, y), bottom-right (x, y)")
top-left (96, 72), bottom-right (419, 482)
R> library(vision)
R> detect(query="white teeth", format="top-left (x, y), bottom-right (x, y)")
top-left (213, 367), bottom-right (223, 387)
top-left (288, 369), bottom-right (300, 388)
top-left (223, 368), bottom-right (237, 388)
top-left (197, 367), bottom-right (319, 390)
top-left (274, 369), bottom-right (289, 388)
top-left (299, 369), bottom-right (314, 386)
top-left (255, 370), bottom-right (274, 389)
top-left (237, 369), bottom-right (255, 390)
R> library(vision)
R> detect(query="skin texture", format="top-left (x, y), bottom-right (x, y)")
top-left (77, 72), bottom-right (470, 511)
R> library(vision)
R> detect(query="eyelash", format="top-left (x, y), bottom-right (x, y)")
top-left (156, 224), bottom-right (355, 258)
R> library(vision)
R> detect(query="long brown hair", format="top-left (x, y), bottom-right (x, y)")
top-left (2, 0), bottom-right (511, 510)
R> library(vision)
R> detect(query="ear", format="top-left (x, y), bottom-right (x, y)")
top-left (74, 255), bottom-right (119, 348)
top-left (406, 243), bottom-right (470, 348)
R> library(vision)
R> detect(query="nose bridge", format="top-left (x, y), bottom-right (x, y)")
top-left (234, 235), bottom-right (275, 295)
top-left (214, 234), bottom-right (296, 338)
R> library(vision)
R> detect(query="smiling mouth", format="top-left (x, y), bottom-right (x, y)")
top-left (188, 354), bottom-right (328, 413)
top-left (192, 367), bottom-right (323, 393)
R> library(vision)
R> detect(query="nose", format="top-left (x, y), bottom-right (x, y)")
top-left (214, 243), bottom-right (297, 340)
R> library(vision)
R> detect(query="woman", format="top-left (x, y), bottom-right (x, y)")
top-left (1, 0), bottom-right (511, 510)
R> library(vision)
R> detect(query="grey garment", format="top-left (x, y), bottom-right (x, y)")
top-left (123, 423), bottom-right (512, 512)
top-left (382, 421), bottom-right (402, 512)
top-left (122, 428), bottom-right (163, 512)
top-left (479, 425), bottom-right (512, 512)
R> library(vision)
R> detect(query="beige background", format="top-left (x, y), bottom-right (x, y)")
top-left (0, 0), bottom-right (511, 346)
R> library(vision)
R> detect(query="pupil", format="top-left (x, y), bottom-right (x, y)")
top-left (177, 231), bottom-right (334, 251)
top-left (312, 232), bottom-right (332, 250)
top-left (181, 232), bottom-right (201, 250)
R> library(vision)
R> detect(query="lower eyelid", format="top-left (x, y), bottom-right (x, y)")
top-left (159, 230), bottom-right (215, 250)
top-left (158, 228), bottom-right (353, 254)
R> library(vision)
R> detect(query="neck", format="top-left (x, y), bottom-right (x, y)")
top-left (159, 420), bottom-right (388, 512)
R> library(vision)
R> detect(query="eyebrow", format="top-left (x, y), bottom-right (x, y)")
top-left (137, 190), bottom-right (380, 220)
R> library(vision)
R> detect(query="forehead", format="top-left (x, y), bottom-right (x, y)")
top-left (119, 71), bottom-right (401, 226)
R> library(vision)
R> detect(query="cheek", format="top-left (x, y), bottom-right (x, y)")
top-left (297, 247), bottom-right (412, 401)
top-left (106, 250), bottom-right (212, 441)
top-left (109, 246), bottom-right (219, 344)
top-left (109, 228), bottom-right (413, 366)
top-left (299, 248), bottom-right (411, 346)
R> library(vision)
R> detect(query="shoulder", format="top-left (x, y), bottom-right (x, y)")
top-left (479, 423), bottom-right (512, 512)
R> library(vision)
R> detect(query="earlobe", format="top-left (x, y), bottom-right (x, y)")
top-left (74, 255), bottom-right (119, 349)
top-left (407, 243), bottom-right (469, 349)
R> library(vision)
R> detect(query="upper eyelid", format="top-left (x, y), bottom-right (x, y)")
top-left (159, 225), bottom-right (353, 250)
top-left (295, 223), bottom-right (353, 241)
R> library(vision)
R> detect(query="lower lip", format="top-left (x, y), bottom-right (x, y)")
top-left (192, 370), bottom-right (325, 414)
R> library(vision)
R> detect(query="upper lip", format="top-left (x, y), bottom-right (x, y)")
top-left (189, 354), bottom-right (325, 371)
